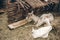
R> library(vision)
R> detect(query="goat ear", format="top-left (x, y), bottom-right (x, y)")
top-left (29, 11), bottom-right (33, 16)
top-left (48, 13), bottom-right (52, 15)
top-left (32, 27), bottom-right (35, 32)
top-left (31, 11), bottom-right (33, 14)
top-left (28, 11), bottom-right (34, 16)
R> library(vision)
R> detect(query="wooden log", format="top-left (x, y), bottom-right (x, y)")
top-left (8, 19), bottom-right (32, 29)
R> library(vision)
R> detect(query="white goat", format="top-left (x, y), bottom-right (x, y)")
top-left (40, 13), bottom-right (54, 22)
top-left (32, 18), bottom-right (52, 38)
top-left (35, 13), bottom-right (54, 27)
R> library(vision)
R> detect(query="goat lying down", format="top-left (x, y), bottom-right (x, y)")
top-left (26, 11), bottom-right (54, 27)
top-left (26, 11), bottom-right (40, 24)
top-left (40, 13), bottom-right (54, 22)
top-left (32, 18), bottom-right (52, 38)
top-left (36, 13), bottom-right (54, 27)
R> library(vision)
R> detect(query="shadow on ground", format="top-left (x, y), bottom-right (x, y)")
top-left (0, 12), bottom-right (60, 40)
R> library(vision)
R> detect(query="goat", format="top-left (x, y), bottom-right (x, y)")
top-left (26, 11), bottom-right (54, 27)
top-left (32, 18), bottom-right (52, 38)
top-left (26, 11), bottom-right (40, 24)
top-left (35, 13), bottom-right (54, 27)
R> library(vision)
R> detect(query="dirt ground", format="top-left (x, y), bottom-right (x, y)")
top-left (0, 12), bottom-right (60, 40)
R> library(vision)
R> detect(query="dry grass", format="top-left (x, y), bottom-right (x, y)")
top-left (0, 12), bottom-right (60, 40)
